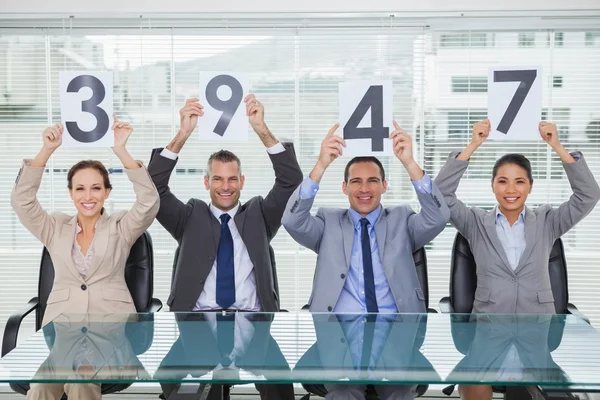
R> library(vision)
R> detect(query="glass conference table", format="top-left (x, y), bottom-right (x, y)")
top-left (1, 312), bottom-right (600, 400)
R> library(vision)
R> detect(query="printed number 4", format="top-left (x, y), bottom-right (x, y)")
top-left (343, 85), bottom-right (389, 151)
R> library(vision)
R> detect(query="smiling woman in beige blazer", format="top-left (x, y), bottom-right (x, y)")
top-left (11, 118), bottom-right (159, 400)
top-left (435, 120), bottom-right (600, 400)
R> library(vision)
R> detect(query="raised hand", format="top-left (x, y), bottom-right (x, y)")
top-left (244, 94), bottom-right (267, 135)
top-left (42, 123), bottom-right (63, 151)
top-left (539, 121), bottom-right (560, 149)
top-left (318, 124), bottom-right (345, 168)
top-left (179, 98), bottom-right (204, 137)
top-left (390, 121), bottom-right (414, 165)
top-left (112, 114), bottom-right (133, 149)
top-left (471, 119), bottom-right (491, 148)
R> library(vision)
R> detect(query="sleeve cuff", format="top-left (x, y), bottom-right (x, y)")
top-left (266, 142), bottom-right (285, 155)
top-left (160, 148), bottom-right (179, 160)
top-left (411, 172), bottom-right (433, 194)
top-left (299, 176), bottom-right (319, 199)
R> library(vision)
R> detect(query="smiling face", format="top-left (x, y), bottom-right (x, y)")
top-left (492, 163), bottom-right (533, 215)
top-left (342, 161), bottom-right (387, 217)
top-left (204, 160), bottom-right (245, 212)
top-left (69, 168), bottom-right (111, 218)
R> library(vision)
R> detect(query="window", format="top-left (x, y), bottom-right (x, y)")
top-left (518, 32), bottom-right (535, 47)
top-left (0, 21), bottom-right (599, 328)
top-left (440, 32), bottom-right (489, 48)
top-left (553, 76), bottom-right (563, 88)
top-left (585, 32), bottom-right (600, 46)
top-left (451, 76), bottom-right (488, 93)
top-left (549, 32), bottom-right (564, 47)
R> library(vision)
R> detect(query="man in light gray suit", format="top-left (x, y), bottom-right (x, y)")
top-left (282, 122), bottom-right (450, 400)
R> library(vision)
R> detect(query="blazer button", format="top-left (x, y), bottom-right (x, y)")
top-left (510, 278), bottom-right (515, 283)
top-left (81, 284), bottom-right (87, 291)
top-left (327, 306), bottom-right (332, 311)
top-left (340, 273), bottom-right (346, 279)
top-left (81, 327), bottom-right (88, 334)
top-left (340, 338), bottom-right (345, 343)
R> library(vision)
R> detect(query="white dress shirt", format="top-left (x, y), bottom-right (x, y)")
top-left (159, 142), bottom-right (286, 311)
top-left (194, 204), bottom-right (261, 311)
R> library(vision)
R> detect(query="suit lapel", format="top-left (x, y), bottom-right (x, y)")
top-left (514, 208), bottom-right (537, 275)
top-left (483, 212), bottom-right (514, 274)
top-left (209, 207), bottom-right (221, 254)
top-left (58, 215), bottom-right (85, 282)
top-left (340, 211), bottom-right (354, 270)
top-left (85, 212), bottom-right (110, 279)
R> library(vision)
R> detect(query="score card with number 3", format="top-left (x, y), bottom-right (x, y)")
top-left (488, 66), bottom-right (542, 141)
top-left (59, 71), bottom-right (114, 148)
top-left (198, 72), bottom-right (250, 142)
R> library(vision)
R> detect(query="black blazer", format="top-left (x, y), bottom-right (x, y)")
top-left (147, 143), bottom-right (303, 312)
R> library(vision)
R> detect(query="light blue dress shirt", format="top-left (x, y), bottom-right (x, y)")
top-left (297, 172), bottom-right (433, 313)
top-left (495, 207), bottom-right (526, 271)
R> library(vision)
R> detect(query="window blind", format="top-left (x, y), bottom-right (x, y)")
top-left (0, 19), bottom-right (599, 335)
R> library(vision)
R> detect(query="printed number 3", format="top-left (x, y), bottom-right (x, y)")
top-left (66, 75), bottom-right (110, 143)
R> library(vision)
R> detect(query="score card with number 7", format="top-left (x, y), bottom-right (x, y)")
top-left (198, 72), bottom-right (250, 142)
top-left (487, 66), bottom-right (542, 141)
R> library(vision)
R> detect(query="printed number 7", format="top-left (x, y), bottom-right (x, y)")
top-left (493, 70), bottom-right (537, 134)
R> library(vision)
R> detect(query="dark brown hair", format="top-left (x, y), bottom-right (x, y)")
top-left (206, 150), bottom-right (242, 176)
top-left (67, 160), bottom-right (112, 190)
top-left (344, 156), bottom-right (386, 183)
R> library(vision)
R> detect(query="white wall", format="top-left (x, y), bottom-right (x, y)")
top-left (0, 0), bottom-right (599, 17)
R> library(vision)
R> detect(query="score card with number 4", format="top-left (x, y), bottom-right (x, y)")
top-left (198, 72), bottom-right (250, 142)
top-left (488, 66), bottom-right (542, 141)
top-left (339, 81), bottom-right (394, 157)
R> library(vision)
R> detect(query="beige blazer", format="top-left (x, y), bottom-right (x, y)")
top-left (11, 161), bottom-right (160, 326)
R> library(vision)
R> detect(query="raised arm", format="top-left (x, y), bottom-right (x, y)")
top-left (434, 119), bottom-right (490, 238)
top-left (282, 124), bottom-right (343, 252)
top-left (539, 122), bottom-right (600, 240)
top-left (389, 122), bottom-right (450, 249)
top-left (147, 99), bottom-right (202, 241)
top-left (242, 94), bottom-right (303, 237)
top-left (10, 124), bottom-right (63, 247)
top-left (111, 117), bottom-right (160, 245)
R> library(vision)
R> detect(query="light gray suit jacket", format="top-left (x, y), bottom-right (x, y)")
top-left (435, 151), bottom-right (600, 314)
top-left (282, 182), bottom-right (450, 313)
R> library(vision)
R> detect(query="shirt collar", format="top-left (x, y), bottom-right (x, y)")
top-left (349, 205), bottom-right (382, 229)
top-left (495, 206), bottom-right (526, 224)
top-left (210, 203), bottom-right (240, 221)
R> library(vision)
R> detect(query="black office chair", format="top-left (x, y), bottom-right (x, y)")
top-left (438, 232), bottom-right (587, 319)
top-left (2, 231), bottom-right (163, 397)
top-left (299, 247), bottom-right (433, 400)
top-left (438, 232), bottom-right (588, 398)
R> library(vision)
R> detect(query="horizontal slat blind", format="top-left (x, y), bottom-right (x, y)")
top-left (0, 19), bottom-right (599, 328)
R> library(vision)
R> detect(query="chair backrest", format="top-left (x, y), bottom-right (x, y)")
top-left (413, 247), bottom-right (430, 310)
top-left (36, 231), bottom-right (155, 331)
top-left (449, 232), bottom-right (568, 314)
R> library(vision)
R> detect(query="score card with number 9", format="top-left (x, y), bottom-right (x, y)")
top-left (198, 72), bottom-right (249, 142)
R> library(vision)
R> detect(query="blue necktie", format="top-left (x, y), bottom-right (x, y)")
top-left (360, 218), bottom-right (379, 313)
top-left (216, 214), bottom-right (235, 309)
